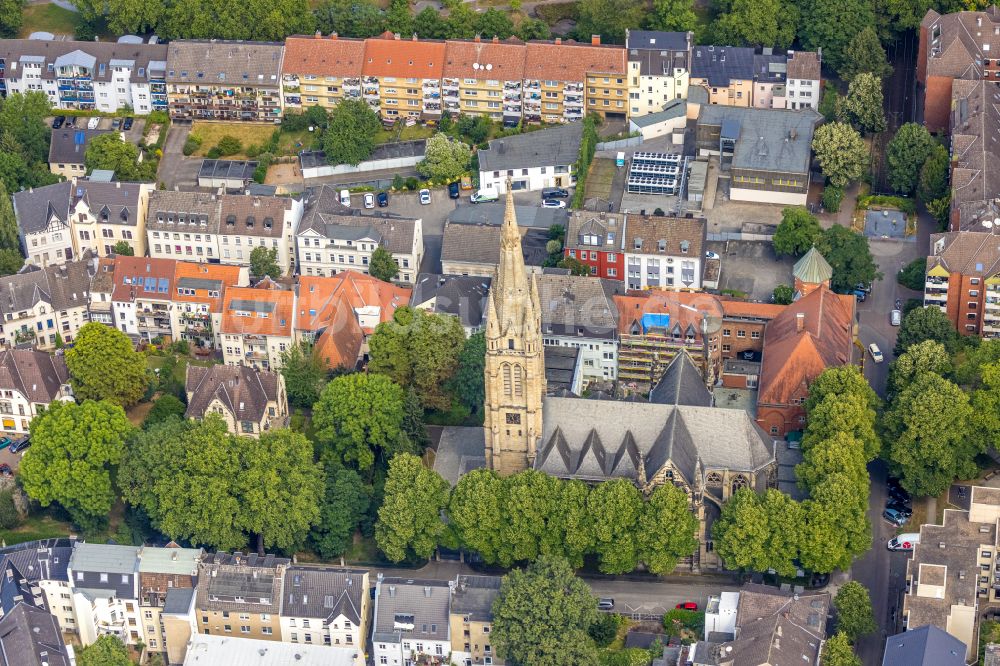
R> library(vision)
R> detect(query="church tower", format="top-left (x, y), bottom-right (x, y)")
top-left (483, 185), bottom-right (546, 475)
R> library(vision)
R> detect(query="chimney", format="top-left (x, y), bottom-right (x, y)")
top-left (493, 36), bottom-right (499, 43)
top-left (555, 38), bottom-right (562, 45)
top-left (591, 35), bottom-right (601, 45)
top-left (795, 312), bottom-right (805, 332)
top-left (329, 32), bottom-right (338, 40)
top-left (474, 34), bottom-right (481, 43)
top-left (116, 181), bottom-right (121, 188)
top-left (314, 30), bottom-right (321, 39)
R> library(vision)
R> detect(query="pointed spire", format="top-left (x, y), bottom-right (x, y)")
top-left (501, 180), bottom-right (520, 250)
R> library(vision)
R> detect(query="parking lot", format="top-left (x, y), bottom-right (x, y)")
top-left (710, 240), bottom-right (796, 301)
top-left (49, 114), bottom-right (146, 145)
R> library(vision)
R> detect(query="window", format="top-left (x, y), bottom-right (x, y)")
top-left (262, 626), bottom-right (273, 635)
top-left (736, 330), bottom-right (746, 338)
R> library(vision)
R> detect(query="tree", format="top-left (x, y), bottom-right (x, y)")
top-left (375, 453), bottom-right (450, 562)
top-left (885, 123), bottom-right (935, 194)
top-left (0, 92), bottom-right (52, 164)
top-left (499, 470), bottom-right (559, 565)
top-left (368, 306), bottom-right (466, 411)
top-left (0, 489), bottom-right (19, 530)
top-left (557, 256), bottom-right (592, 275)
top-left (77, 635), bottom-right (133, 666)
top-left (797, 431), bottom-right (869, 494)
top-left (216, 135), bottom-right (242, 156)
top-left (888, 339), bottom-right (951, 397)
top-left (446, 3), bottom-right (478, 39)
top-left (144, 394), bottom-right (187, 429)
top-left (971, 362), bottom-right (1000, 455)
top-left (280, 341), bottom-right (328, 408)
top-left (812, 122), bottom-right (868, 188)
top-left (802, 393), bottom-right (879, 464)
top-left (0, 0), bottom-right (24, 39)
top-left (0, 181), bottom-right (19, 251)
top-left (588, 479), bottom-right (643, 574)
top-left (840, 27), bottom-right (892, 81)
top-left (84, 133), bottom-right (144, 181)
top-left (575, 0), bottom-right (644, 43)
top-left (449, 331), bottom-right (486, 414)
top-left (897, 257), bottom-right (927, 291)
top-left (413, 7), bottom-right (449, 38)
top-left (20, 400), bottom-right (132, 529)
top-left (885, 372), bottom-right (977, 497)
top-left (417, 133), bottom-right (471, 182)
top-left (112, 240), bottom-right (134, 256)
top-left (249, 246), bottom-right (281, 279)
top-left (636, 483), bottom-right (698, 574)
top-left (323, 99), bottom-right (381, 165)
top-left (822, 633), bottom-right (862, 666)
top-left (0, 248), bottom-right (23, 277)
top-left (492, 555), bottom-right (599, 666)
top-left (815, 225), bottom-right (881, 294)
top-left (448, 468), bottom-right (506, 563)
top-left (713, 0), bottom-right (797, 49)
top-left (918, 143), bottom-right (950, 203)
top-left (712, 488), bottom-right (770, 572)
top-left (312, 373), bottom-right (410, 470)
top-left (310, 463), bottom-right (370, 558)
top-left (314, 0), bottom-right (387, 37)
top-left (833, 581), bottom-right (876, 641)
top-left (772, 284), bottom-right (795, 305)
top-left (456, 114), bottom-right (491, 144)
top-left (798, 0), bottom-right (875, 74)
top-left (819, 82), bottom-right (840, 122)
top-left (543, 478), bottom-right (593, 568)
top-left (840, 73), bottom-right (886, 135)
top-left (65, 323), bottom-right (149, 407)
top-left (894, 305), bottom-right (959, 356)
top-left (648, 0), bottom-right (698, 32)
top-left (805, 365), bottom-right (880, 415)
top-left (773, 207), bottom-right (822, 257)
top-left (368, 245), bottom-right (399, 282)
top-left (475, 8), bottom-right (515, 38)
top-left (516, 17), bottom-right (551, 41)
top-left (798, 473), bottom-right (871, 572)
top-left (384, 0), bottom-right (412, 34)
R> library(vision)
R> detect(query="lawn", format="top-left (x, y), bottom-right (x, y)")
top-left (147, 353), bottom-right (217, 384)
top-left (189, 122), bottom-right (313, 158)
top-left (19, 4), bottom-right (79, 37)
top-left (375, 123), bottom-right (436, 145)
top-left (584, 158), bottom-right (616, 202)
top-left (0, 514), bottom-right (73, 546)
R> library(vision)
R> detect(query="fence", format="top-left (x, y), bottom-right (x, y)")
top-left (596, 135), bottom-right (643, 151)
top-left (299, 141), bottom-right (426, 179)
top-left (707, 231), bottom-right (774, 242)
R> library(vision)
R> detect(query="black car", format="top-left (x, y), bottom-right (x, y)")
top-left (886, 500), bottom-right (912, 516)
top-left (123, 117), bottom-right (134, 130)
top-left (377, 191), bottom-right (389, 207)
top-left (448, 181), bottom-right (460, 199)
top-left (52, 116), bottom-right (65, 129)
top-left (542, 187), bottom-right (569, 198)
top-left (9, 437), bottom-right (29, 454)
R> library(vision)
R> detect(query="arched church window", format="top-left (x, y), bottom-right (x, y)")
top-left (731, 474), bottom-right (750, 495)
top-left (502, 364), bottom-right (512, 396)
top-left (513, 364), bottom-right (523, 396)
top-left (706, 472), bottom-right (723, 487)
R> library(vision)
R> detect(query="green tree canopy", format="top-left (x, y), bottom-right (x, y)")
top-left (648, 0), bottom-right (698, 32)
top-left (713, 0), bottom-right (797, 49)
top-left (772, 284), bottom-right (795, 305)
top-left (713, 488), bottom-right (804, 576)
top-left (805, 365), bottom-right (880, 415)
top-left (815, 225), bottom-right (881, 293)
top-left (516, 17), bottom-right (551, 41)
top-left (475, 8), bottom-right (515, 38)
top-left (797, 431), bottom-right (869, 495)
top-left (821, 633), bottom-right (862, 666)
top-left (841, 26), bottom-right (893, 81)
top-left (314, 0), bottom-right (387, 37)
top-left (499, 469), bottom-right (559, 566)
top-left (323, 99), bottom-right (381, 165)
top-left (65, 323), bottom-right (148, 407)
top-left (20, 400), bottom-right (133, 529)
top-left (368, 245), bottom-right (399, 283)
top-left (280, 341), bottom-right (328, 408)
top-left (374, 453), bottom-right (450, 562)
top-left (798, 0), bottom-right (875, 74)
top-left (413, 7), bottom-right (448, 38)
top-left (77, 635), bottom-right (133, 666)
top-left (155, 0), bottom-right (315, 40)
top-left (588, 479), bottom-right (644, 574)
top-left (417, 133), bottom-right (471, 182)
top-left (0, 92), bottom-right (52, 164)
top-left (449, 331), bottom-right (486, 414)
top-left (840, 72), bottom-right (886, 134)
top-left (543, 478), bottom-right (594, 568)
top-left (802, 392), bottom-right (880, 463)
top-left (249, 246), bottom-right (281, 279)
top-left (773, 207), bottom-right (822, 257)
top-left (84, 133), bottom-right (147, 181)
top-left (144, 394), bottom-right (187, 429)
top-left (637, 483), bottom-right (699, 574)
top-left (918, 143), bottom-right (950, 204)
top-left (448, 468), bottom-right (507, 564)
top-left (897, 257), bottom-right (928, 291)
top-left (887, 339), bottom-right (951, 397)
top-left (112, 240), bottom-right (135, 256)
top-left (894, 305), bottom-right (959, 356)
top-left (575, 0), bottom-right (643, 43)
top-left (0, 181), bottom-right (20, 251)
top-left (0, 248), bottom-right (23, 277)
top-left (798, 472), bottom-right (871, 572)
top-left (492, 555), bottom-right (599, 666)
top-left (309, 463), bottom-right (371, 559)
top-left (812, 122), bottom-right (868, 188)
top-left (833, 581), bottom-right (876, 641)
top-left (885, 123), bottom-right (935, 194)
top-left (971, 362), bottom-right (1000, 455)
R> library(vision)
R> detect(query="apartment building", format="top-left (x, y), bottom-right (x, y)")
top-left (170, 262), bottom-right (248, 349)
top-left (362, 32), bottom-right (445, 123)
top-left (564, 211), bottom-right (625, 280)
top-left (137, 545), bottom-right (202, 659)
top-left (220, 285), bottom-right (295, 370)
top-left (902, 485), bottom-right (1000, 663)
top-left (48, 128), bottom-right (112, 179)
top-left (194, 552), bottom-right (290, 641)
top-left (0, 258), bottom-right (97, 350)
top-left (0, 538), bottom-right (76, 634)
top-left (218, 194), bottom-right (303, 275)
top-left (67, 543), bottom-right (142, 647)
top-left (13, 180), bottom-right (77, 266)
top-left (478, 122), bottom-right (581, 194)
top-left (410, 274), bottom-right (491, 336)
top-left (443, 37), bottom-right (525, 124)
top-left (0, 350), bottom-right (73, 436)
top-left (691, 46), bottom-right (755, 107)
top-left (924, 230), bottom-right (1000, 337)
top-left (166, 40), bottom-right (284, 122)
top-left (626, 30), bottom-right (691, 117)
top-left (110, 256), bottom-right (177, 341)
top-left (88, 257), bottom-right (115, 327)
top-left (751, 51), bottom-right (789, 109)
top-left (372, 576), bottom-right (451, 666)
top-left (449, 575), bottom-right (503, 666)
top-left (282, 33), bottom-right (366, 111)
top-left (524, 37), bottom-right (627, 123)
top-left (0, 603), bottom-right (74, 666)
top-left (0, 38), bottom-right (168, 113)
top-left (278, 566), bottom-right (369, 663)
top-left (185, 364), bottom-right (289, 436)
top-left (623, 214), bottom-right (707, 290)
top-left (785, 50), bottom-right (821, 110)
top-left (147, 190), bottom-right (222, 263)
top-left (948, 79), bottom-right (1000, 232)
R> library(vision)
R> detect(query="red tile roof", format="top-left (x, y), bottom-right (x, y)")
top-left (173, 262), bottom-right (245, 313)
top-left (362, 33), bottom-right (446, 79)
top-left (313, 300), bottom-right (363, 370)
top-left (443, 38), bottom-right (526, 80)
top-left (220, 286), bottom-right (295, 338)
top-left (720, 299), bottom-right (787, 321)
top-left (297, 271), bottom-right (409, 335)
top-left (524, 41), bottom-right (626, 81)
top-left (614, 290), bottom-right (726, 335)
top-left (282, 35), bottom-right (366, 78)
top-left (111, 257), bottom-right (177, 302)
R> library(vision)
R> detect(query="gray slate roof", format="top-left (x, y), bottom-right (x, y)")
top-left (166, 41), bottom-right (284, 86)
top-left (448, 203), bottom-right (568, 229)
top-left (185, 364), bottom-right (281, 423)
top-left (544, 344), bottom-right (580, 393)
top-left (281, 567), bottom-right (366, 625)
top-left (48, 128), bottom-right (112, 166)
top-left (70, 543), bottom-right (139, 575)
top-left (450, 575), bottom-right (501, 622)
top-left (441, 223), bottom-right (550, 269)
top-left (410, 274), bottom-right (491, 330)
top-left (536, 273), bottom-right (623, 339)
top-left (197, 551), bottom-right (290, 614)
top-left (70, 180), bottom-right (146, 227)
top-left (12, 180), bottom-right (73, 235)
top-left (163, 587), bottom-right (196, 615)
top-left (148, 190), bottom-right (222, 233)
top-left (882, 625), bottom-right (966, 666)
top-left (0, 538), bottom-right (73, 586)
top-left (432, 426), bottom-right (486, 486)
top-left (478, 122), bottom-right (583, 172)
top-left (0, 38), bottom-right (167, 83)
top-left (691, 46), bottom-right (756, 86)
top-left (0, 257), bottom-right (95, 317)
top-left (0, 350), bottom-right (69, 404)
top-left (648, 351), bottom-right (712, 407)
top-left (0, 602), bottom-right (72, 666)
top-left (698, 106), bottom-right (820, 175)
top-left (300, 185), bottom-right (418, 254)
top-left (374, 578), bottom-right (450, 644)
top-left (626, 30), bottom-right (690, 78)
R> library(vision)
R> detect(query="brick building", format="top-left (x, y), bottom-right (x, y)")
top-left (564, 211), bottom-right (625, 280)
top-left (925, 229), bottom-right (1000, 337)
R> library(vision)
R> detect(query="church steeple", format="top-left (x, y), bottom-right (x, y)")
top-left (483, 182), bottom-right (546, 475)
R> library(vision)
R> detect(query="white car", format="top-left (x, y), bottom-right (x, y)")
top-left (541, 199), bottom-right (566, 209)
top-left (419, 188), bottom-right (431, 205)
top-left (868, 343), bottom-right (884, 363)
top-left (363, 192), bottom-right (375, 209)
top-left (339, 189), bottom-right (351, 207)
top-left (87, 116), bottom-right (101, 130)
top-left (705, 251), bottom-right (720, 260)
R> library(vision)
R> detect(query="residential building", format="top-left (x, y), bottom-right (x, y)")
top-left (219, 285), bottom-right (295, 370)
top-left (12, 180), bottom-right (76, 266)
top-left (67, 543), bottom-right (142, 646)
top-left (194, 552), bottom-right (290, 641)
top-left (184, 364), bottom-right (289, 436)
top-left (625, 30), bottom-right (691, 118)
top-left (88, 257), bottom-right (116, 327)
top-left (449, 575), bottom-right (503, 666)
top-left (0, 538), bottom-right (75, 633)
top-left (281, 33), bottom-right (366, 111)
top-left (882, 625), bottom-right (966, 666)
top-left (441, 222), bottom-right (550, 277)
top-left (947, 79), bottom-right (1000, 231)
top-left (524, 37), bottom-right (628, 123)
top-left (371, 576), bottom-right (451, 666)
top-left (696, 105), bottom-right (820, 206)
top-left (442, 37), bottom-right (525, 124)
top-left (161, 588), bottom-right (198, 664)
top-left (690, 46), bottom-right (820, 110)
top-left (48, 128), bottom-right (113, 179)
top-left (166, 41), bottom-right (284, 122)
top-left (564, 211), bottom-right (626, 280)
top-left (184, 634), bottom-right (357, 666)
top-left (110, 256), bottom-right (177, 341)
top-left (218, 194), bottom-right (302, 276)
top-left (477, 122), bottom-right (582, 194)
top-left (137, 545), bottom-right (202, 659)
top-left (690, 46), bottom-right (756, 107)
top-left (278, 566), bottom-right (369, 663)
top-left (361, 32), bottom-right (445, 123)
top-left (297, 186), bottom-right (422, 283)
top-left (170, 262), bottom-right (248, 349)
top-left (0, 602), bottom-right (74, 666)
top-left (917, 8), bottom-right (1000, 132)
top-left (65, 179), bottom-right (152, 259)
top-left (0, 258), bottom-right (97, 350)
top-left (925, 230), bottom-right (1000, 336)
top-left (146, 190), bottom-right (222, 262)
top-left (0, 38), bottom-right (168, 113)
top-left (0, 350), bottom-right (73, 436)
top-left (411, 274), bottom-right (491, 335)
top-left (623, 214), bottom-right (707, 290)
top-left (902, 485), bottom-right (1000, 663)
top-left (785, 50), bottom-right (821, 110)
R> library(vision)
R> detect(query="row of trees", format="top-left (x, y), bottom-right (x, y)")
top-left (885, 123), bottom-right (951, 224)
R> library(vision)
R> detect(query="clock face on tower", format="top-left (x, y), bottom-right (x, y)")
top-left (505, 412), bottom-right (522, 425)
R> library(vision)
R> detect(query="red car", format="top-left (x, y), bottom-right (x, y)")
top-left (676, 602), bottom-right (698, 611)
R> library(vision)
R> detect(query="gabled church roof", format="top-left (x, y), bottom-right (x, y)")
top-left (648, 351), bottom-right (713, 407)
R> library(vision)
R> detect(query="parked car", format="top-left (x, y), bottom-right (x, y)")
top-left (886, 502), bottom-right (912, 518)
top-left (419, 188), bottom-right (432, 205)
top-left (111, 117), bottom-right (122, 130)
top-left (0, 437), bottom-right (12, 450)
top-left (123, 117), bottom-right (134, 130)
top-left (598, 598), bottom-right (615, 611)
top-left (883, 507), bottom-right (909, 526)
top-left (339, 189), bottom-right (351, 207)
top-left (675, 602), bottom-right (698, 611)
top-left (52, 116), bottom-right (65, 129)
top-left (363, 192), bottom-right (375, 209)
top-left (541, 199), bottom-right (566, 209)
top-left (448, 181), bottom-right (460, 199)
top-left (888, 533), bottom-right (919, 551)
top-left (705, 251), bottom-right (720, 260)
top-left (9, 438), bottom-right (29, 454)
top-left (471, 188), bottom-right (498, 204)
top-left (855, 282), bottom-right (872, 294)
top-left (64, 116), bottom-right (75, 128)
top-left (377, 191), bottom-right (389, 207)
top-left (853, 289), bottom-right (867, 302)
top-left (542, 187), bottom-right (569, 198)
top-left (891, 309), bottom-right (902, 326)
top-left (868, 343), bottom-right (883, 363)
top-left (0, 464), bottom-right (11, 477)
top-left (87, 116), bottom-right (101, 130)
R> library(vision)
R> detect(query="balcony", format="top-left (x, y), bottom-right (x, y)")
top-left (564, 82), bottom-right (584, 93)
top-left (924, 291), bottom-right (947, 303)
top-left (443, 78), bottom-right (459, 91)
top-left (925, 278), bottom-right (948, 289)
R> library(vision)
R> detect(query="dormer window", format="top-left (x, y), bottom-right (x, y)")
top-left (657, 240), bottom-right (666, 252)
top-left (226, 215), bottom-right (236, 226)
top-left (633, 237), bottom-right (642, 250)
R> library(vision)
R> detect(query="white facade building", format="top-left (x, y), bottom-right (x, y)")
top-left (477, 122), bottom-right (582, 194)
top-left (371, 577), bottom-right (451, 666)
top-left (623, 215), bottom-right (707, 291)
top-left (625, 30), bottom-right (692, 117)
top-left (67, 543), bottom-right (143, 647)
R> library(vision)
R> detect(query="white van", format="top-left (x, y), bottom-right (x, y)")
top-left (471, 188), bottom-right (499, 204)
top-left (87, 117), bottom-right (100, 130)
top-left (339, 189), bottom-right (351, 207)
top-left (888, 533), bottom-right (920, 551)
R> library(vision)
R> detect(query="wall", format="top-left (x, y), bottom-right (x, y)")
top-left (301, 153), bottom-right (424, 179)
top-left (730, 187), bottom-right (807, 207)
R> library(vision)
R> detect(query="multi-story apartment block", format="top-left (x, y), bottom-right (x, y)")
top-left (691, 46), bottom-right (755, 107)
top-left (785, 50), bottom-right (821, 110)
top-left (948, 79), bottom-right (1000, 231)
top-left (372, 576), bottom-right (451, 666)
top-left (170, 262), bottom-right (247, 349)
top-left (67, 543), bottom-right (142, 646)
top-left (110, 256), bottom-right (176, 341)
top-left (146, 190), bottom-right (221, 262)
top-left (166, 41), bottom-right (284, 122)
top-left (185, 364), bottom-right (289, 436)
top-left (220, 285), bottom-right (295, 370)
top-left (924, 230), bottom-right (1000, 337)
top-left (0, 538), bottom-right (76, 634)
top-left (218, 194), bottom-right (302, 275)
top-left (278, 566), bottom-right (369, 663)
top-left (282, 33), bottom-right (366, 111)
top-left (443, 36), bottom-right (524, 124)
top-left (362, 32), bottom-right (445, 123)
top-left (449, 575), bottom-right (503, 666)
top-left (478, 122), bottom-right (581, 194)
top-left (137, 545), bottom-right (202, 659)
top-left (0, 38), bottom-right (168, 113)
top-left (13, 181), bottom-right (77, 266)
top-left (622, 214), bottom-right (707, 291)
top-left (0, 350), bottom-right (73, 436)
top-left (0, 257), bottom-right (97, 350)
top-left (524, 37), bottom-right (627, 123)
top-left (0, 603), bottom-right (74, 666)
top-left (625, 30), bottom-right (691, 117)
top-left (194, 552), bottom-right (290, 641)
top-left (690, 45), bottom-right (820, 110)
top-left (297, 186), bottom-right (422, 283)
top-left (564, 211), bottom-right (625, 280)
